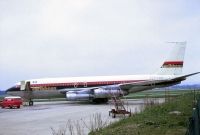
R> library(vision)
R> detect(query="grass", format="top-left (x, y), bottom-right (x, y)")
top-left (124, 90), bottom-right (193, 99)
top-left (90, 91), bottom-right (198, 135)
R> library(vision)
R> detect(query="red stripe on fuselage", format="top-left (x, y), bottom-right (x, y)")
top-left (163, 61), bottom-right (183, 65)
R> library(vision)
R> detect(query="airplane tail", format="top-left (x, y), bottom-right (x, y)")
top-left (156, 42), bottom-right (186, 75)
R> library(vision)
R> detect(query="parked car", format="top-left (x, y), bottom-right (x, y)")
top-left (1, 96), bottom-right (23, 109)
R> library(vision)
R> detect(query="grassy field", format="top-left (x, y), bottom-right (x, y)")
top-left (124, 89), bottom-right (195, 99)
top-left (90, 91), bottom-right (199, 135)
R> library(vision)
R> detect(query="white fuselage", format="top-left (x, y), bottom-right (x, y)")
top-left (15, 74), bottom-right (176, 89)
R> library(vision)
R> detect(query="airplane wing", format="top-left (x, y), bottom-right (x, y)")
top-left (170, 72), bottom-right (200, 81)
top-left (119, 72), bottom-right (200, 91)
top-left (59, 87), bottom-right (99, 94)
top-left (60, 72), bottom-right (200, 94)
top-left (119, 80), bottom-right (170, 90)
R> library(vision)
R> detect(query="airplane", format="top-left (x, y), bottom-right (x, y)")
top-left (6, 42), bottom-right (200, 105)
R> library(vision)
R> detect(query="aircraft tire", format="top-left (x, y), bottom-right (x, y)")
top-left (92, 98), bottom-right (108, 104)
top-left (29, 100), bottom-right (34, 106)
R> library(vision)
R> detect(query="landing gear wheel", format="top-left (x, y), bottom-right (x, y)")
top-left (112, 113), bottom-right (116, 118)
top-left (92, 98), bottom-right (108, 104)
top-left (29, 100), bottom-right (34, 106)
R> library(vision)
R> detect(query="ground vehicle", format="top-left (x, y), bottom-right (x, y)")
top-left (1, 96), bottom-right (23, 109)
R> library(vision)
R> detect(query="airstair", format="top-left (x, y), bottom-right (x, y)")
top-left (109, 89), bottom-right (131, 118)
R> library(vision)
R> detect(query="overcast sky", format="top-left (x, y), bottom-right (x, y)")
top-left (0, 0), bottom-right (200, 90)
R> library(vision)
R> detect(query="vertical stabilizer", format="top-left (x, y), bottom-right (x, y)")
top-left (156, 42), bottom-right (186, 75)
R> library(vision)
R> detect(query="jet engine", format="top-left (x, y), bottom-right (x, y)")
top-left (93, 88), bottom-right (125, 98)
top-left (65, 87), bottom-right (128, 103)
top-left (66, 90), bottom-right (92, 101)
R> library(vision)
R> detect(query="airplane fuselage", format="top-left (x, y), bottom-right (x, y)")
top-left (8, 74), bottom-right (176, 92)
top-left (6, 74), bottom-right (181, 101)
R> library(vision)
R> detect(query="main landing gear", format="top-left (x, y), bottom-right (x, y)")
top-left (28, 99), bottom-right (34, 106)
top-left (92, 98), bottom-right (108, 104)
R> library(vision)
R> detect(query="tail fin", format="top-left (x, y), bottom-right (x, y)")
top-left (156, 42), bottom-right (186, 75)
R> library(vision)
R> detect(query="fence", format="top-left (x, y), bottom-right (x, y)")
top-left (186, 97), bottom-right (200, 135)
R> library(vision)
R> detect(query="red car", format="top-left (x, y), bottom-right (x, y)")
top-left (1, 96), bottom-right (23, 109)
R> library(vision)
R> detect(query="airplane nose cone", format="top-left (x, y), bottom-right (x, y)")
top-left (6, 86), bottom-right (20, 93)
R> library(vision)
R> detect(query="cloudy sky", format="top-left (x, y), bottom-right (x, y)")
top-left (0, 0), bottom-right (200, 90)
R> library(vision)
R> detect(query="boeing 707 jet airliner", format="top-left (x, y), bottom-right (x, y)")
top-left (6, 42), bottom-right (199, 105)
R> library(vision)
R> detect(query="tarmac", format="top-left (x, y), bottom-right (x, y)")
top-left (0, 98), bottom-right (164, 135)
